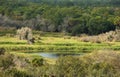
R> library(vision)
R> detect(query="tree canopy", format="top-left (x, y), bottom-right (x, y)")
top-left (0, 0), bottom-right (119, 35)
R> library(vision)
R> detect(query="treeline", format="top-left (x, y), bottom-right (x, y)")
top-left (8, 0), bottom-right (120, 6)
top-left (0, 0), bottom-right (120, 35)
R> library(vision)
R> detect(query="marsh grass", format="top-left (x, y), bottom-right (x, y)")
top-left (0, 31), bottom-right (120, 53)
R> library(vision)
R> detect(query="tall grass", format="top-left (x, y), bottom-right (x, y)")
top-left (0, 36), bottom-right (120, 53)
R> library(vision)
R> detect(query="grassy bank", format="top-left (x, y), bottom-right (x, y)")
top-left (0, 32), bottom-right (120, 53)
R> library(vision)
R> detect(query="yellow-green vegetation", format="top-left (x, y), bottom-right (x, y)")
top-left (0, 0), bottom-right (120, 76)
top-left (0, 48), bottom-right (120, 77)
top-left (0, 27), bottom-right (15, 36)
top-left (10, 52), bottom-right (39, 58)
top-left (0, 32), bottom-right (120, 53)
top-left (0, 29), bottom-right (120, 77)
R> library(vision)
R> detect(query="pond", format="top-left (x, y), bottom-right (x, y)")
top-left (34, 52), bottom-right (84, 59)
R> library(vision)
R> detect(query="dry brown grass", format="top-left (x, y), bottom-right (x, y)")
top-left (79, 30), bottom-right (120, 43)
top-left (82, 50), bottom-right (120, 70)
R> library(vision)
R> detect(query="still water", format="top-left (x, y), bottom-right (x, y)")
top-left (37, 52), bottom-right (83, 58)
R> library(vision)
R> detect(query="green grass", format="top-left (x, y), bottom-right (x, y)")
top-left (0, 27), bottom-right (16, 36)
top-left (0, 30), bottom-right (120, 70)
top-left (0, 32), bottom-right (120, 53)
top-left (10, 52), bottom-right (40, 58)
top-left (0, 29), bottom-right (120, 53)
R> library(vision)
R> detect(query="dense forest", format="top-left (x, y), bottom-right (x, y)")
top-left (0, 0), bottom-right (120, 35)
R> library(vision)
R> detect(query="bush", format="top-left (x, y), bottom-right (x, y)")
top-left (6, 68), bottom-right (32, 77)
top-left (53, 51), bottom-right (120, 77)
top-left (81, 50), bottom-right (120, 76)
top-left (55, 56), bottom-right (83, 77)
top-left (114, 30), bottom-right (120, 42)
top-left (72, 24), bottom-right (87, 36)
top-left (0, 53), bottom-right (14, 70)
top-left (17, 27), bottom-right (35, 44)
top-left (0, 48), bottom-right (5, 55)
top-left (31, 58), bottom-right (44, 67)
top-left (80, 30), bottom-right (120, 43)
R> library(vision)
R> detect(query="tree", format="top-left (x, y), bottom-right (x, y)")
top-left (114, 16), bottom-right (120, 30)
top-left (87, 16), bottom-right (115, 35)
top-left (17, 27), bottom-right (35, 44)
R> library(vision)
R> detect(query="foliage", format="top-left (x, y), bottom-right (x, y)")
top-left (114, 16), bottom-right (120, 29)
top-left (17, 27), bottom-right (34, 44)
top-left (0, 53), bottom-right (14, 70)
top-left (0, 49), bottom-right (120, 77)
top-left (0, 31), bottom-right (120, 52)
top-left (0, 48), bottom-right (5, 55)
top-left (53, 51), bottom-right (120, 77)
top-left (0, 1), bottom-right (120, 76)
top-left (80, 30), bottom-right (120, 42)
top-left (7, 68), bottom-right (32, 77)
top-left (0, 1), bottom-right (119, 35)
top-left (31, 58), bottom-right (44, 67)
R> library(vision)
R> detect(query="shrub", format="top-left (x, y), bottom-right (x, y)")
top-left (0, 48), bottom-right (5, 55)
top-left (55, 56), bottom-right (84, 77)
top-left (31, 58), bottom-right (44, 67)
top-left (6, 68), bottom-right (32, 77)
top-left (17, 27), bottom-right (35, 44)
top-left (82, 50), bottom-right (120, 75)
top-left (54, 51), bottom-right (120, 77)
top-left (80, 30), bottom-right (120, 43)
top-left (0, 53), bottom-right (14, 70)
top-left (72, 24), bottom-right (87, 36)
top-left (114, 30), bottom-right (120, 42)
